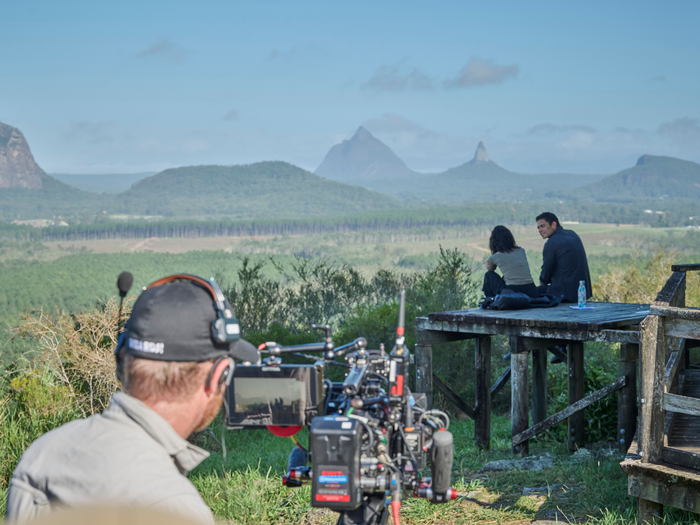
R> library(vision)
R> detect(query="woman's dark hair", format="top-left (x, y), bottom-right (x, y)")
top-left (489, 225), bottom-right (519, 254)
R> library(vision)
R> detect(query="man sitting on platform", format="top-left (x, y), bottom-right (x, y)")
top-left (536, 211), bottom-right (592, 303)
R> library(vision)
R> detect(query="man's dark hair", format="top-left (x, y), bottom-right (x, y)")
top-left (489, 225), bottom-right (519, 254)
top-left (536, 212), bottom-right (560, 227)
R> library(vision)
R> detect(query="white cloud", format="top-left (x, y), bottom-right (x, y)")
top-left (223, 109), bottom-right (239, 121)
top-left (443, 58), bottom-right (518, 89)
top-left (362, 64), bottom-right (435, 92)
top-left (527, 124), bottom-right (597, 135)
top-left (136, 38), bottom-right (188, 64)
top-left (658, 117), bottom-right (700, 149)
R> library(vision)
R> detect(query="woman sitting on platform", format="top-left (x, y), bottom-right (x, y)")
top-left (483, 225), bottom-right (538, 298)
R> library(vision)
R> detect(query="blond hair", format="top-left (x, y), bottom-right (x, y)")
top-left (120, 351), bottom-right (213, 402)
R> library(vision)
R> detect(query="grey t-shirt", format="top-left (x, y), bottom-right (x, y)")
top-left (487, 247), bottom-right (534, 286)
top-left (6, 392), bottom-right (214, 525)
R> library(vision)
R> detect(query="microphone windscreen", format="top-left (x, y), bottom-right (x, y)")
top-left (117, 272), bottom-right (134, 297)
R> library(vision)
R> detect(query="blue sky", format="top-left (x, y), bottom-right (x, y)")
top-left (2, 1), bottom-right (699, 175)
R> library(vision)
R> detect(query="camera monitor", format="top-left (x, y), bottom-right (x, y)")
top-left (226, 364), bottom-right (323, 428)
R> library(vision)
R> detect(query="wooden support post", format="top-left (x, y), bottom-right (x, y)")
top-left (511, 337), bottom-right (529, 456)
top-left (568, 341), bottom-right (585, 452)
top-left (639, 315), bottom-right (666, 464)
top-left (638, 498), bottom-right (663, 524)
top-left (475, 335), bottom-right (491, 450)
top-left (618, 343), bottom-right (638, 453)
top-left (415, 344), bottom-right (433, 409)
top-left (532, 347), bottom-right (547, 425)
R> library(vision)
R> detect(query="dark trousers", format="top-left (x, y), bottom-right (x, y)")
top-left (483, 271), bottom-right (539, 298)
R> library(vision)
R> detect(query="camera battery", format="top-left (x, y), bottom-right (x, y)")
top-left (310, 416), bottom-right (362, 511)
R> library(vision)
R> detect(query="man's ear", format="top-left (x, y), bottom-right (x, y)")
top-left (552, 221), bottom-right (558, 229)
top-left (206, 358), bottom-right (231, 395)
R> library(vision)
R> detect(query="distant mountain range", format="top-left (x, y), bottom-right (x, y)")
top-left (2, 119), bottom-right (700, 220)
top-left (51, 172), bottom-right (156, 194)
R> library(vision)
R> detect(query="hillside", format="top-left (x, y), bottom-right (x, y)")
top-left (557, 155), bottom-right (700, 202)
top-left (316, 127), bottom-right (415, 182)
top-left (52, 172), bottom-right (155, 194)
top-left (113, 161), bottom-right (402, 218)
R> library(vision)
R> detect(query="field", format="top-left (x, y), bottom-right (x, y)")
top-left (3, 221), bottom-right (700, 524)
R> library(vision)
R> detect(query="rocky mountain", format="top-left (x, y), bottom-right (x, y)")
top-left (315, 127), bottom-right (414, 182)
top-left (0, 121), bottom-right (45, 189)
top-left (559, 154), bottom-right (700, 202)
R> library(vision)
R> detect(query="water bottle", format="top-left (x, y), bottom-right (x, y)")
top-left (578, 280), bottom-right (586, 308)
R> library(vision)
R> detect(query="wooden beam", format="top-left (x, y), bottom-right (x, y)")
top-left (415, 317), bottom-right (640, 343)
top-left (491, 366), bottom-right (511, 397)
top-left (654, 271), bottom-right (685, 307)
top-left (474, 335), bottom-right (491, 450)
top-left (568, 341), bottom-right (585, 451)
top-left (512, 375), bottom-right (626, 446)
top-left (650, 305), bottom-right (700, 321)
top-left (415, 344), bottom-right (433, 409)
top-left (532, 347), bottom-right (547, 424)
top-left (619, 344), bottom-right (638, 453)
top-left (663, 446), bottom-right (700, 471)
top-left (511, 345), bottom-right (529, 456)
top-left (432, 373), bottom-right (474, 420)
top-left (664, 318), bottom-right (700, 341)
top-left (639, 315), bottom-right (667, 464)
top-left (671, 264), bottom-right (700, 273)
top-left (663, 392), bottom-right (700, 417)
top-left (664, 351), bottom-right (679, 394)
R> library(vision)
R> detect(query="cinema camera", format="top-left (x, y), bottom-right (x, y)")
top-left (226, 291), bottom-right (457, 525)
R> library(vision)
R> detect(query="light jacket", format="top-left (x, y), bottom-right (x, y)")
top-left (6, 392), bottom-right (215, 525)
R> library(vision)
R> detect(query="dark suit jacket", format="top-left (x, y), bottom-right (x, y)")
top-left (539, 227), bottom-right (592, 303)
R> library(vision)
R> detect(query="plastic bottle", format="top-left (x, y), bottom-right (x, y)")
top-left (578, 280), bottom-right (586, 308)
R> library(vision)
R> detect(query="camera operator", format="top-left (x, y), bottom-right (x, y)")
top-left (6, 276), bottom-right (259, 525)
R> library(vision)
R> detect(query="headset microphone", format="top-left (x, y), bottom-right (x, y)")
top-left (117, 272), bottom-right (133, 331)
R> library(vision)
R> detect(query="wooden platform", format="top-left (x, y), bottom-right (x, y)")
top-left (416, 301), bottom-right (648, 454)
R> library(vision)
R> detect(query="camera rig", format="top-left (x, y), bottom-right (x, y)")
top-left (226, 291), bottom-right (457, 525)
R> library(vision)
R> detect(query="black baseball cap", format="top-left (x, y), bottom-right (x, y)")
top-left (120, 278), bottom-right (259, 363)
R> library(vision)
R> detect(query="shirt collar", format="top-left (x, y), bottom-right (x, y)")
top-left (107, 392), bottom-right (210, 474)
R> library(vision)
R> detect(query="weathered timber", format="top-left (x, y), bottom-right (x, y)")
top-left (664, 352), bottom-right (679, 394)
top-left (427, 302), bottom-right (649, 332)
top-left (432, 373), bottom-right (474, 419)
top-left (512, 375), bottom-right (626, 446)
top-left (532, 347), bottom-right (547, 424)
top-left (619, 344), bottom-right (639, 453)
top-left (650, 305), bottom-right (700, 322)
top-left (639, 315), bottom-right (667, 464)
top-left (474, 335), bottom-right (491, 450)
top-left (416, 316), bottom-right (641, 343)
top-left (415, 344), bottom-right (433, 409)
top-left (491, 366), bottom-right (511, 397)
top-left (654, 271), bottom-right (685, 307)
top-left (548, 345), bottom-right (568, 364)
top-left (663, 393), bottom-right (700, 417)
top-left (637, 495), bottom-right (664, 523)
top-left (511, 346), bottom-right (529, 456)
top-left (671, 264), bottom-right (700, 273)
top-left (663, 446), bottom-right (700, 471)
top-left (416, 329), bottom-right (479, 346)
top-left (664, 318), bottom-right (700, 340)
top-left (568, 341), bottom-right (585, 451)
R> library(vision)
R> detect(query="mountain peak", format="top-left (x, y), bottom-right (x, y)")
top-left (636, 154), bottom-right (654, 166)
top-left (0, 121), bottom-right (45, 189)
top-left (315, 126), bottom-right (413, 182)
top-left (474, 141), bottom-right (489, 162)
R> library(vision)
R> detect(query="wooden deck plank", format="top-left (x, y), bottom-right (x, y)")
top-left (428, 302), bottom-right (649, 333)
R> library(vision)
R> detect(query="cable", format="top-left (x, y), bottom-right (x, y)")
top-left (358, 419), bottom-right (375, 451)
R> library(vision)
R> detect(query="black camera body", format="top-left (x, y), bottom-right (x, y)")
top-left (226, 297), bottom-right (457, 525)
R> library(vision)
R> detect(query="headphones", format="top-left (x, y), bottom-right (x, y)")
top-left (115, 274), bottom-right (239, 385)
top-left (146, 274), bottom-right (241, 344)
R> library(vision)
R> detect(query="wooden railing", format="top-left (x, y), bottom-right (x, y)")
top-left (626, 263), bottom-right (700, 523)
